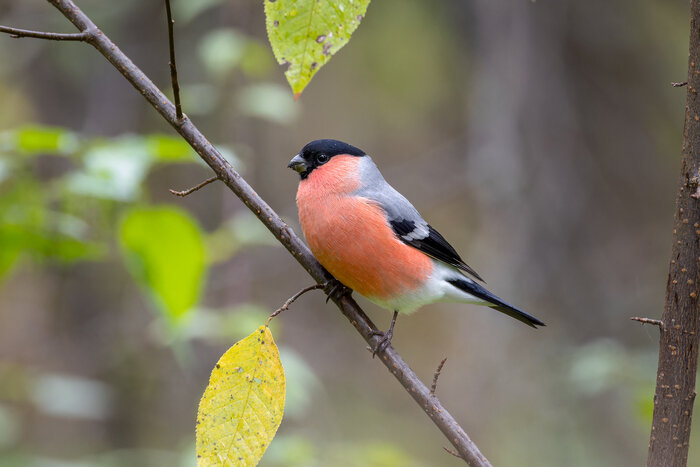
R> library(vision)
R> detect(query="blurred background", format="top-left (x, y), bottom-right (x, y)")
top-left (0, 0), bottom-right (694, 465)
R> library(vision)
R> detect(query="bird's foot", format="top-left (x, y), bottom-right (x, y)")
top-left (324, 279), bottom-right (352, 303)
top-left (370, 328), bottom-right (394, 358)
top-left (370, 310), bottom-right (399, 358)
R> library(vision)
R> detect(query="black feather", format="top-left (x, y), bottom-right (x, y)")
top-left (447, 278), bottom-right (545, 328)
top-left (390, 221), bottom-right (485, 282)
top-left (295, 139), bottom-right (366, 179)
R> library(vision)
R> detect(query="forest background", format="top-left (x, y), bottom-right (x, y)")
top-left (0, 1), bottom-right (691, 466)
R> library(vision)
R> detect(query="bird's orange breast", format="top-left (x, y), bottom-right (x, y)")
top-left (297, 168), bottom-right (433, 300)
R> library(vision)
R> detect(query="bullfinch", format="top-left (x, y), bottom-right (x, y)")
top-left (288, 139), bottom-right (544, 355)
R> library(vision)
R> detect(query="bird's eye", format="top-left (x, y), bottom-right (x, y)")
top-left (316, 154), bottom-right (329, 164)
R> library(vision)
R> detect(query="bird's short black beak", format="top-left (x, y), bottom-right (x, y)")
top-left (287, 154), bottom-right (307, 173)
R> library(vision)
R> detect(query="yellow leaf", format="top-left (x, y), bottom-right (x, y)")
top-left (196, 326), bottom-right (285, 466)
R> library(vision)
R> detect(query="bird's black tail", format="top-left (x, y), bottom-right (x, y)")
top-left (447, 278), bottom-right (545, 328)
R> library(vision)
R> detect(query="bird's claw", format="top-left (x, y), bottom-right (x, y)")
top-left (324, 279), bottom-right (352, 303)
top-left (371, 328), bottom-right (393, 358)
top-left (369, 311), bottom-right (399, 358)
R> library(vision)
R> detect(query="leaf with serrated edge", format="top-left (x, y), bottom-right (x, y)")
top-left (197, 326), bottom-right (286, 466)
top-left (265, 0), bottom-right (370, 98)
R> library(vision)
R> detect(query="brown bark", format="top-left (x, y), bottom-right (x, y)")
top-left (647, 2), bottom-right (700, 465)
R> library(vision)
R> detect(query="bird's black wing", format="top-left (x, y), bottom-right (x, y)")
top-left (447, 277), bottom-right (544, 327)
top-left (390, 219), bottom-right (485, 282)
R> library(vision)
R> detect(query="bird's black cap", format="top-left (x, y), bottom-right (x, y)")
top-left (288, 139), bottom-right (366, 179)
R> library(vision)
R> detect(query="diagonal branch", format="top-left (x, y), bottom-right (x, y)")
top-left (5, 1), bottom-right (492, 465)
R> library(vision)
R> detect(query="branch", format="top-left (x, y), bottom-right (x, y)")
top-left (630, 316), bottom-right (664, 330)
top-left (646, 2), bottom-right (700, 465)
top-left (169, 176), bottom-right (219, 197)
top-left (9, 1), bottom-right (492, 464)
top-left (0, 25), bottom-right (88, 41)
top-left (164, 0), bottom-right (183, 120)
top-left (267, 284), bottom-right (325, 325)
top-left (430, 358), bottom-right (448, 396)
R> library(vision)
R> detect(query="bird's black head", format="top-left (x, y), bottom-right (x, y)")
top-left (288, 139), bottom-right (366, 179)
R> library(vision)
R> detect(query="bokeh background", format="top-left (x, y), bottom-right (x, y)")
top-left (0, 0), bottom-right (694, 466)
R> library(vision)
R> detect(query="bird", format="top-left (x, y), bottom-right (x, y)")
top-left (288, 139), bottom-right (544, 355)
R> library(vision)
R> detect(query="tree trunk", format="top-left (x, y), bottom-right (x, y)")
top-left (647, 2), bottom-right (700, 465)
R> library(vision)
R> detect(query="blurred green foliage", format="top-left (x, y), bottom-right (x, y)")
top-left (0, 126), bottom-right (197, 273)
top-left (120, 206), bottom-right (206, 326)
top-left (200, 29), bottom-right (275, 80)
top-left (0, 124), bottom-right (272, 334)
top-left (0, 127), bottom-right (106, 273)
top-left (11, 125), bottom-right (78, 155)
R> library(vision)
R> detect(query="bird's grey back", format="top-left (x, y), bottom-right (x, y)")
top-left (352, 156), bottom-right (429, 231)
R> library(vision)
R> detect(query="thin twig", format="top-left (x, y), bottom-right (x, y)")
top-left (164, 0), bottom-right (182, 120)
top-left (266, 284), bottom-right (325, 325)
top-left (0, 25), bottom-right (88, 41)
top-left (430, 358), bottom-right (448, 396)
top-left (169, 176), bottom-right (219, 197)
top-left (444, 446), bottom-right (464, 459)
top-left (631, 316), bottom-right (664, 330)
top-left (14, 2), bottom-right (492, 464)
top-left (672, 81), bottom-right (688, 88)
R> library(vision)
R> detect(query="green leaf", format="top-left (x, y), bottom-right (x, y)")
top-left (120, 206), bottom-right (206, 325)
top-left (265, 0), bottom-right (370, 97)
top-left (12, 125), bottom-right (78, 155)
top-left (197, 325), bottom-right (285, 466)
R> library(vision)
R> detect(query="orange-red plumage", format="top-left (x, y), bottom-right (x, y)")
top-left (297, 155), bottom-right (432, 300)
top-left (289, 139), bottom-right (545, 346)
